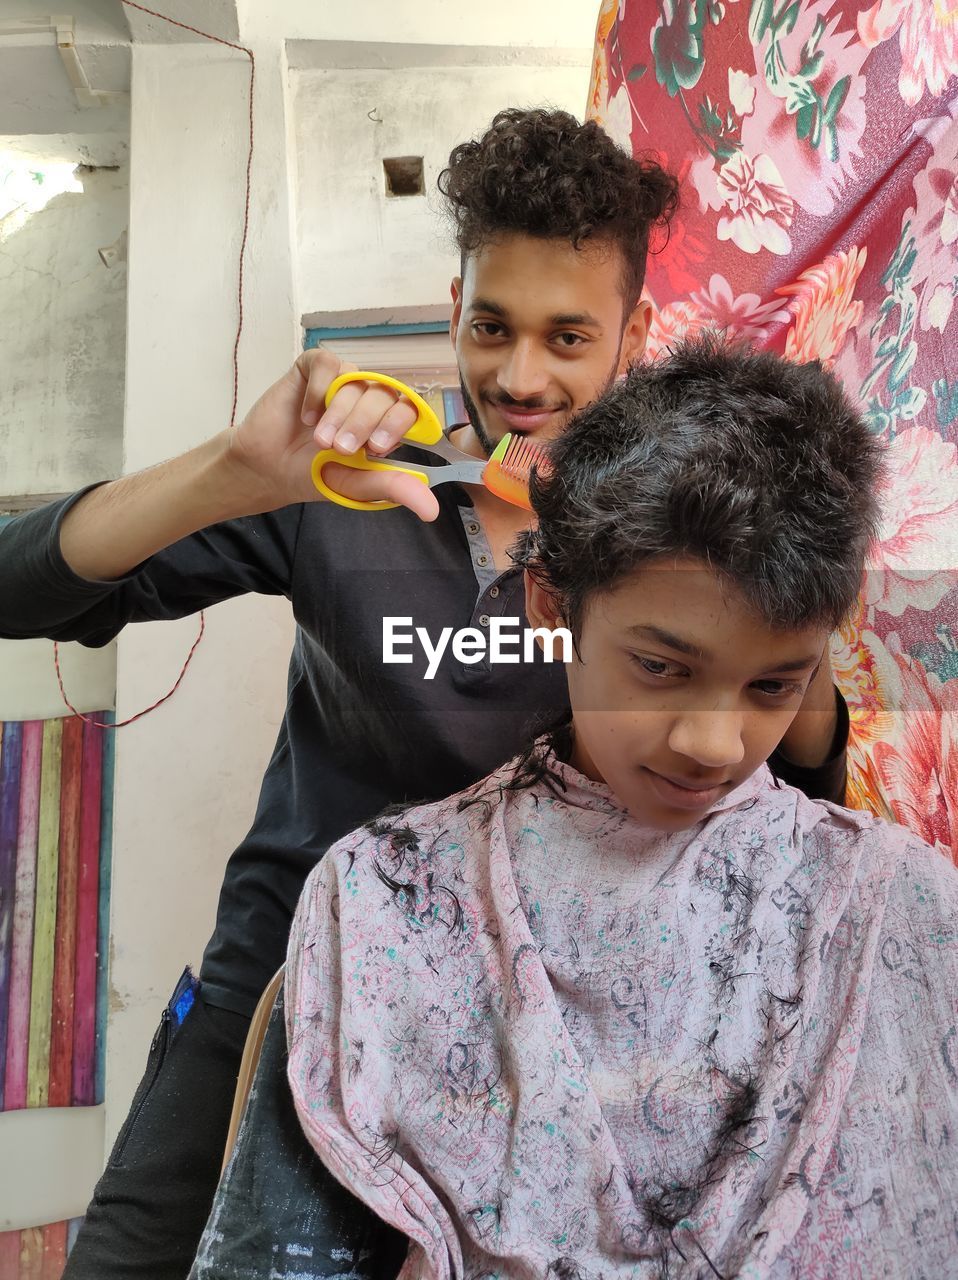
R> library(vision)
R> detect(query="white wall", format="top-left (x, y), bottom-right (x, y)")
top-left (241, 0), bottom-right (598, 51)
top-left (107, 41), bottom-right (298, 1146)
top-left (0, 145), bottom-right (128, 496)
top-left (294, 65), bottom-right (591, 313)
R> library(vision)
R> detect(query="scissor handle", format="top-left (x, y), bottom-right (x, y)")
top-left (310, 450), bottom-right (430, 511)
top-left (313, 371), bottom-right (443, 510)
top-left (324, 371), bottom-right (443, 446)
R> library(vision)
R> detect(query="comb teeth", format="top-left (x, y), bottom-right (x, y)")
top-left (496, 433), bottom-right (550, 479)
top-left (483, 432), bottom-right (550, 511)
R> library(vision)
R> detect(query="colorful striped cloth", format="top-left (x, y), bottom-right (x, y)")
top-left (0, 714), bottom-right (114, 1112)
top-left (587, 0), bottom-right (958, 862)
top-left (0, 1217), bottom-right (82, 1279)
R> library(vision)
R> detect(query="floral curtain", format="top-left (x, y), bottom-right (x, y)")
top-left (589, 0), bottom-right (958, 862)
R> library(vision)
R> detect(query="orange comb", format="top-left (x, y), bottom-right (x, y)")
top-left (482, 434), bottom-right (549, 511)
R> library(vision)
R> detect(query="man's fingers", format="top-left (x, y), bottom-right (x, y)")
top-left (362, 396), bottom-right (420, 455)
top-left (316, 386), bottom-right (418, 455)
top-left (295, 354), bottom-right (426, 454)
top-left (297, 349), bottom-right (357, 428)
top-left (321, 462), bottom-right (440, 522)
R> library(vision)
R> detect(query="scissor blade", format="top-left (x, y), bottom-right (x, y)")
top-left (428, 459), bottom-right (486, 486)
top-left (418, 432), bottom-right (474, 464)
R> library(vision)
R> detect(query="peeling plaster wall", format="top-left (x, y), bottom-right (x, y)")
top-left (0, 158), bottom-right (128, 496)
top-left (294, 65), bottom-right (592, 315)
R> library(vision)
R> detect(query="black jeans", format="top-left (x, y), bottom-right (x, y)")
top-left (190, 987), bottom-right (407, 1280)
top-left (64, 975), bottom-right (251, 1280)
top-left (64, 972), bottom-right (405, 1280)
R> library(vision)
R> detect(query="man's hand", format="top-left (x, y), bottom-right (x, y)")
top-left (778, 654), bottom-right (840, 768)
top-left (226, 348), bottom-right (440, 521)
top-left (60, 350), bottom-right (444, 583)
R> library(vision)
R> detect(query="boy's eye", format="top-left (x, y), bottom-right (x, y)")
top-left (554, 332), bottom-right (586, 348)
top-left (752, 678), bottom-right (805, 699)
top-left (632, 655), bottom-right (686, 680)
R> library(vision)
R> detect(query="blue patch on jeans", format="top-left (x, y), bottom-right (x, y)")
top-left (168, 966), bottom-right (200, 1027)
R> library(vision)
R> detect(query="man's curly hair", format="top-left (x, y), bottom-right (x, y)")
top-left (439, 108), bottom-right (678, 307)
top-left (516, 336), bottom-right (884, 638)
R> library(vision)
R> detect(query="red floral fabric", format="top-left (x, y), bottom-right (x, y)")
top-left (588, 0), bottom-right (958, 861)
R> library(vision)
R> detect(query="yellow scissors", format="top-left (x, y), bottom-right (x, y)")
top-left (311, 371), bottom-right (505, 512)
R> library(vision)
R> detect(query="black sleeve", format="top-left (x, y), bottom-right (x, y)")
top-left (768, 686), bottom-right (849, 805)
top-left (0, 487), bottom-right (304, 647)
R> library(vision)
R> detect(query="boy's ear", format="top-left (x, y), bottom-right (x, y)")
top-left (450, 276), bottom-right (463, 348)
top-left (524, 569), bottom-right (564, 635)
top-left (617, 297), bottom-right (651, 375)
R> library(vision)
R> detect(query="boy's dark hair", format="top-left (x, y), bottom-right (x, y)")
top-left (439, 108), bottom-right (677, 308)
top-left (519, 337), bottom-right (884, 637)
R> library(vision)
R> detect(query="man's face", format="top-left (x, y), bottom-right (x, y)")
top-left (450, 233), bottom-right (650, 454)
top-left (526, 557), bottom-right (830, 832)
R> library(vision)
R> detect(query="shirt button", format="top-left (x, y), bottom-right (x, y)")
top-left (467, 522), bottom-right (480, 535)
top-left (489, 585), bottom-right (500, 599)
top-left (479, 614), bottom-right (490, 626)
top-left (477, 553), bottom-right (490, 567)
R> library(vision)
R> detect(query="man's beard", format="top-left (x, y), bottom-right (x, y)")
top-left (457, 374), bottom-right (498, 458)
top-left (456, 357), bottom-right (622, 459)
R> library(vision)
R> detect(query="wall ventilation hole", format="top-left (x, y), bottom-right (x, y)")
top-left (383, 156), bottom-right (425, 198)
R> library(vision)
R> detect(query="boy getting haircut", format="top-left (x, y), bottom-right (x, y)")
top-left (285, 339), bottom-right (957, 1276)
top-left (521, 336), bottom-right (879, 635)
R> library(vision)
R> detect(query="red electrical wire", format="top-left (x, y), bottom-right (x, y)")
top-left (55, 2), bottom-right (255, 728)
top-left (54, 613), bottom-right (206, 729)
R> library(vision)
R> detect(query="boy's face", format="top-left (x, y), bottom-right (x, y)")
top-left (450, 233), bottom-right (650, 453)
top-left (526, 558), bottom-right (831, 832)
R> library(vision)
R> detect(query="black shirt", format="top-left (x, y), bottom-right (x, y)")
top-left (0, 476), bottom-right (849, 1016)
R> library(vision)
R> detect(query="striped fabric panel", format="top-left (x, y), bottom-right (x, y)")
top-left (1, 716), bottom-right (113, 1112)
top-left (0, 721), bottom-right (22, 1110)
top-left (4, 723), bottom-right (42, 1110)
top-left (0, 1217), bottom-right (82, 1280)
